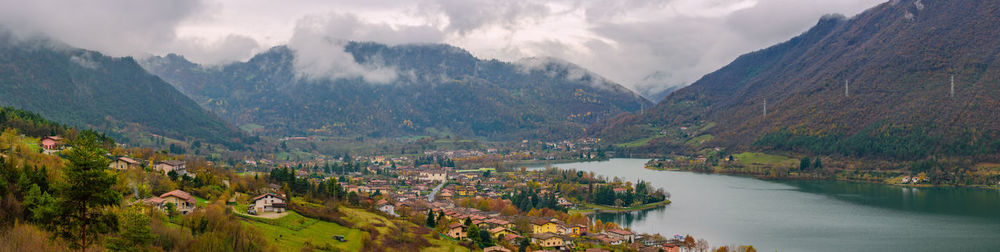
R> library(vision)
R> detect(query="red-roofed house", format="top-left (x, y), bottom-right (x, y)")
top-left (249, 192), bottom-right (286, 215)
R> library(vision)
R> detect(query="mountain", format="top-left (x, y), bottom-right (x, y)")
top-left (0, 32), bottom-right (246, 148)
top-left (595, 0), bottom-right (1000, 160)
top-left (142, 42), bottom-right (651, 140)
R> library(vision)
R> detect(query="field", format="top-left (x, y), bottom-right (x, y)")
top-left (242, 211), bottom-right (364, 251)
top-left (734, 152), bottom-right (797, 167)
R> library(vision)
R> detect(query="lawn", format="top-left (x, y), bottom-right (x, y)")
top-left (734, 152), bottom-right (797, 167)
top-left (242, 211), bottom-right (364, 251)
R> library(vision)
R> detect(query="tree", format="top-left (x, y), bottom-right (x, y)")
top-left (105, 207), bottom-right (155, 251)
top-left (696, 239), bottom-right (709, 252)
top-left (684, 235), bottom-right (696, 249)
top-left (425, 209), bottom-right (436, 228)
top-left (42, 133), bottom-right (122, 251)
top-left (799, 157), bottom-right (811, 171)
top-left (813, 157), bottom-right (822, 169)
top-left (466, 223), bottom-right (480, 244)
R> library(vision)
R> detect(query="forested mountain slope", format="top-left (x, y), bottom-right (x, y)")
top-left (143, 42), bottom-right (651, 140)
top-left (595, 0), bottom-right (1000, 161)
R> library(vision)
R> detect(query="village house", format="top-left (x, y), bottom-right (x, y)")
top-left (249, 192), bottom-right (286, 215)
top-left (155, 160), bottom-right (187, 175)
top-left (489, 227), bottom-right (514, 239)
top-left (532, 232), bottom-right (566, 249)
top-left (606, 229), bottom-right (635, 242)
top-left (532, 218), bottom-right (559, 234)
top-left (40, 136), bottom-right (64, 150)
top-left (377, 200), bottom-right (398, 217)
top-left (144, 190), bottom-right (197, 215)
top-left (109, 157), bottom-right (143, 170)
top-left (419, 170), bottom-right (448, 182)
top-left (447, 223), bottom-right (467, 240)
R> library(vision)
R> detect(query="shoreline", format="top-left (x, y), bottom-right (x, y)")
top-left (644, 165), bottom-right (1000, 190)
top-left (570, 200), bottom-right (671, 215)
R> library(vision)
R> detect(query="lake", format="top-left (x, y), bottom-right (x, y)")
top-left (527, 158), bottom-right (1000, 251)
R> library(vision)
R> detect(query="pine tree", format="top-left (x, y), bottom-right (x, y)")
top-left (42, 133), bottom-right (122, 251)
top-left (425, 209), bottom-right (436, 227)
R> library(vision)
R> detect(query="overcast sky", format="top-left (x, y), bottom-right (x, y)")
top-left (0, 0), bottom-right (885, 94)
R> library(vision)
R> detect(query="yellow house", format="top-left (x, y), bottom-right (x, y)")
top-left (531, 232), bottom-right (565, 248)
top-left (109, 157), bottom-right (142, 171)
top-left (531, 219), bottom-right (558, 234)
top-left (447, 223), bottom-right (467, 240)
top-left (489, 227), bottom-right (513, 239)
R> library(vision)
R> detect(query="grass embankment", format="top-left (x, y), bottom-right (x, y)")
top-left (241, 211), bottom-right (364, 251)
top-left (241, 205), bottom-right (468, 252)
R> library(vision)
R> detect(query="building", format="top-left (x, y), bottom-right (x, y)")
top-left (40, 136), bottom-right (64, 150)
top-left (249, 192), bottom-right (286, 215)
top-left (483, 246), bottom-right (511, 252)
top-left (447, 223), bottom-right (467, 239)
top-left (147, 190), bottom-right (196, 214)
top-left (532, 232), bottom-right (566, 249)
top-left (532, 219), bottom-right (559, 234)
top-left (419, 170), bottom-right (448, 182)
top-left (155, 160), bottom-right (187, 175)
top-left (109, 157), bottom-right (142, 170)
top-left (489, 227), bottom-right (514, 239)
top-left (378, 202), bottom-right (398, 217)
top-left (606, 229), bottom-right (635, 243)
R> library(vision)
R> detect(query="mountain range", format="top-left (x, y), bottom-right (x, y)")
top-left (0, 31), bottom-right (246, 148)
top-left (595, 0), bottom-right (1000, 160)
top-left (142, 42), bottom-right (651, 140)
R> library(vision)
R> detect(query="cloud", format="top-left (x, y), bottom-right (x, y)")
top-left (286, 13), bottom-right (446, 84)
top-left (167, 34), bottom-right (261, 65)
top-left (0, 0), bottom-right (887, 94)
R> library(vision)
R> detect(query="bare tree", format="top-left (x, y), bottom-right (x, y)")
top-left (696, 239), bottom-right (709, 252)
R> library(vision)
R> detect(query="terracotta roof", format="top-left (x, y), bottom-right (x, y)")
top-left (157, 160), bottom-right (185, 166)
top-left (532, 232), bottom-right (562, 240)
top-left (531, 218), bottom-right (554, 225)
top-left (252, 192), bottom-right (286, 202)
top-left (609, 229), bottom-right (633, 235)
top-left (489, 227), bottom-right (508, 234)
top-left (159, 190), bottom-right (196, 204)
top-left (448, 223), bottom-right (465, 229)
top-left (116, 157), bottom-right (139, 164)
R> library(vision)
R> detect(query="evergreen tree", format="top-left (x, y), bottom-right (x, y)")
top-left (105, 207), bottom-right (154, 251)
top-left (799, 157), bottom-right (812, 171)
top-left (813, 157), bottom-right (823, 169)
top-left (41, 133), bottom-right (122, 251)
top-left (425, 209), bottom-right (436, 228)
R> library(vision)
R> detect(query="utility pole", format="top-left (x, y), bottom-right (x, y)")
top-left (950, 75), bottom-right (955, 98)
top-left (763, 99), bottom-right (767, 117)
top-left (845, 80), bottom-right (849, 97)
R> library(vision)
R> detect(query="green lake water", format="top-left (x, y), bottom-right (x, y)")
top-left (528, 158), bottom-right (1000, 251)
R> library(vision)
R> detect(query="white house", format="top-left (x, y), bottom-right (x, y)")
top-left (378, 203), bottom-right (398, 217)
top-left (249, 192), bottom-right (286, 215)
top-left (419, 170), bottom-right (448, 182)
top-left (155, 160), bottom-right (187, 175)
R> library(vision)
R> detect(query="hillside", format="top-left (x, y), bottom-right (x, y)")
top-left (0, 32), bottom-right (247, 148)
top-left (142, 42), bottom-right (651, 140)
top-left (595, 0), bottom-right (1000, 161)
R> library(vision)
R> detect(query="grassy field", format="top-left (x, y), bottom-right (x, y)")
top-left (242, 211), bottom-right (364, 251)
top-left (336, 207), bottom-right (468, 252)
top-left (685, 134), bottom-right (713, 147)
top-left (734, 152), bottom-right (797, 167)
top-left (614, 136), bottom-right (656, 148)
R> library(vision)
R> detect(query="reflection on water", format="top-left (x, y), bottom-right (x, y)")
top-left (590, 206), bottom-right (666, 228)
top-left (780, 180), bottom-right (1000, 219)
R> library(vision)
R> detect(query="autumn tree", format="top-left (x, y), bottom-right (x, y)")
top-left (105, 207), bottom-right (155, 251)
